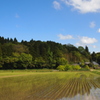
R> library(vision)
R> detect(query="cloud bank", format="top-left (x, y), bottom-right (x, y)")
top-left (58, 34), bottom-right (98, 49)
top-left (76, 36), bottom-right (98, 48)
top-left (78, 36), bottom-right (97, 44)
top-left (61, 0), bottom-right (100, 13)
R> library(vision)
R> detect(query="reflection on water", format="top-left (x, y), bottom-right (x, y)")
top-left (31, 73), bottom-right (100, 100)
top-left (57, 74), bottom-right (100, 100)
top-left (58, 88), bottom-right (100, 100)
top-left (1, 72), bottom-right (100, 100)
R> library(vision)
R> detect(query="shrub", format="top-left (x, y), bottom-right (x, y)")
top-left (57, 65), bottom-right (65, 71)
top-left (72, 65), bottom-right (81, 70)
top-left (65, 64), bottom-right (73, 71)
top-left (57, 64), bottom-right (82, 71)
top-left (84, 65), bottom-right (90, 69)
top-left (57, 64), bottom-right (73, 71)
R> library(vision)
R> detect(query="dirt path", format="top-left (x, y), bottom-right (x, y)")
top-left (0, 73), bottom-right (35, 78)
top-left (0, 72), bottom-right (52, 78)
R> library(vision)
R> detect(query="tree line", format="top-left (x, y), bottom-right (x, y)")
top-left (0, 36), bottom-right (99, 69)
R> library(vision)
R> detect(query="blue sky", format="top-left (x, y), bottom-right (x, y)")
top-left (0, 0), bottom-right (100, 53)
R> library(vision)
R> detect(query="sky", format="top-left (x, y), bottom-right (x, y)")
top-left (0, 0), bottom-right (100, 53)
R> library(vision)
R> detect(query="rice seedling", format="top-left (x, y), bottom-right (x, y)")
top-left (0, 71), bottom-right (100, 100)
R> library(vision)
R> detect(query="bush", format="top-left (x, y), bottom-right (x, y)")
top-left (57, 64), bottom-right (73, 71)
top-left (57, 65), bottom-right (66, 71)
top-left (78, 65), bottom-right (90, 71)
top-left (84, 65), bottom-right (90, 69)
top-left (65, 64), bottom-right (73, 71)
top-left (72, 65), bottom-right (81, 70)
top-left (57, 64), bottom-right (82, 71)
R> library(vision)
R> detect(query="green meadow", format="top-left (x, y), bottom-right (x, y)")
top-left (0, 70), bottom-right (100, 100)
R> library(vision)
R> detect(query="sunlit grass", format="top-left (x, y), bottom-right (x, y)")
top-left (0, 71), bottom-right (100, 100)
top-left (0, 69), bottom-right (53, 77)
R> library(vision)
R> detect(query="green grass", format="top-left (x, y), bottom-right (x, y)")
top-left (0, 69), bottom-right (54, 77)
top-left (0, 70), bottom-right (100, 100)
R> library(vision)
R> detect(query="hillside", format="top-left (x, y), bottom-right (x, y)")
top-left (0, 36), bottom-right (99, 69)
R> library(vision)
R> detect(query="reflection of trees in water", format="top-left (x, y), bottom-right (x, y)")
top-left (28, 74), bottom-right (100, 100)
top-left (55, 74), bottom-right (100, 99)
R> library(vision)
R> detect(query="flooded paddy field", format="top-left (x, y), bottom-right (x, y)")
top-left (0, 71), bottom-right (100, 100)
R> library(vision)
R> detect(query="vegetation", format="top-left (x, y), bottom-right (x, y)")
top-left (0, 71), bottom-right (100, 100)
top-left (0, 36), bottom-right (100, 70)
top-left (57, 64), bottom-right (81, 71)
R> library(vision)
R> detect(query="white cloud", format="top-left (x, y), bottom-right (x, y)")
top-left (76, 36), bottom-right (97, 46)
top-left (58, 34), bottom-right (73, 40)
top-left (80, 36), bottom-right (97, 44)
top-left (76, 36), bottom-right (98, 51)
top-left (61, 0), bottom-right (100, 13)
top-left (97, 28), bottom-right (100, 33)
top-left (53, 1), bottom-right (61, 10)
top-left (90, 21), bottom-right (96, 28)
top-left (15, 13), bottom-right (20, 18)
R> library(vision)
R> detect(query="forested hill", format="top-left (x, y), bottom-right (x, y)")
top-left (0, 36), bottom-right (100, 69)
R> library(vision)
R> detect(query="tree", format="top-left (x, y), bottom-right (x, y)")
top-left (13, 44), bottom-right (29, 54)
top-left (47, 48), bottom-right (54, 68)
top-left (57, 57), bottom-right (68, 65)
top-left (9, 38), bottom-right (13, 43)
top-left (34, 57), bottom-right (45, 68)
top-left (0, 36), bottom-right (94, 69)
top-left (91, 52), bottom-right (97, 61)
top-left (78, 46), bottom-right (85, 54)
top-left (96, 53), bottom-right (100, 64)
top-left (13, 38), bottom-right (18, 43)
top-left (0, 53), bottom-right (2, 69)
top-left (71, 51), bottom-right (82, 63)
top-left (19, 53), bottom-right (32, 69)
top-left (3, 56), bottom-right (16, 69)
top-left (0, 36), bottom-right (5, 44)
top-left (1, 43), bottom-right (13, 57)
top-left (85, 46), bottom-right (89, 54)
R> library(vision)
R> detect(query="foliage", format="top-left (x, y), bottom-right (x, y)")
top-left (65, 64), bottom-right (73, 71)
top-left (34, 57), bottom-right (45, 68)
top-left (72, 65), bottom-right (81, 70)
top-left (84, 65), bottom-right (90, 70)
top-left (57, 64), bottom-right (81, 71)
top-left (0, 36), bottom-right (93, 69)
top-left (57, 65), bottom-right (66, 71)
top-left (19, 53), bottom-right (32, 69)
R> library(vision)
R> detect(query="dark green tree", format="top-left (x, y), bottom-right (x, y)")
top-left (91, 52), bottom-right (97, 61)
top-left (19, 53), bottom-right (32, 69)
top-left (85, 46), bottom-right (90, 54)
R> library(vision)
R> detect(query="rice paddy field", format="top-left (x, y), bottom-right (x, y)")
top-left (0, 70), bottom-right (100, 100)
